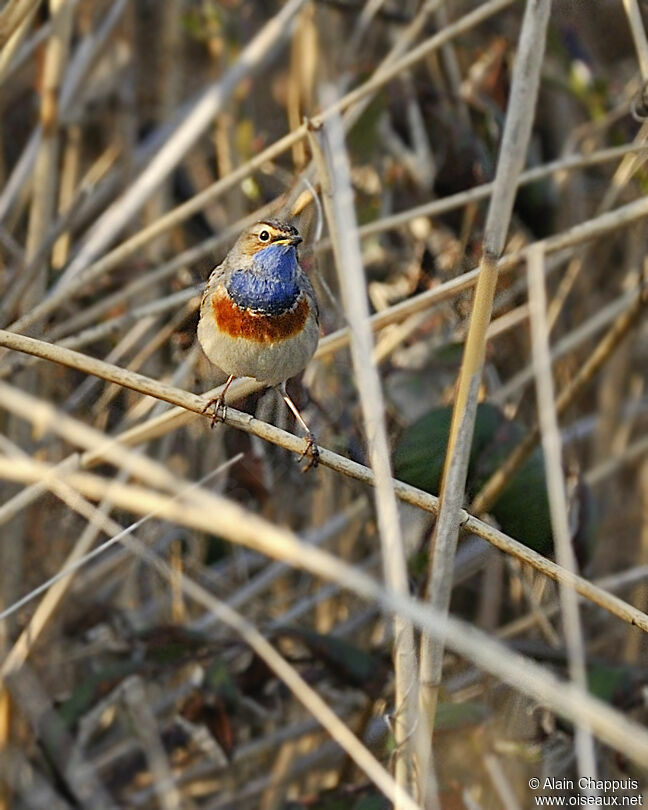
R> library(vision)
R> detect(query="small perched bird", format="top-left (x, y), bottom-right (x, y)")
top-left (198, 219), bottom-right (320, 467)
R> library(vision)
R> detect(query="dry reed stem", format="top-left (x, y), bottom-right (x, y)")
top-left (0, 130), bottom-right (39, 223)
top-left (4, 0), bottom-right (516, 338)
top-left (3, 182), bottom-right (648, 390)
top-left (484, 753), bottom-right (521, 810)
top-left (586, 433), bottom-right (648, 487)
top-left (23, 0), bottom-right (75, 288)
top-left (546, 121), bottom-right (648, 331)
top-left (418, 0), bottom-right (552, 769)
top-left (527, 244), bottom-right (597, 780)
top-left (319, 105), bottom-right (423, 804)
top-left (0, 5), bottom-right (75, 789)
top-left (470, 278), bottom-right (648, 515)
top-left (41, 140), bottom-right (648, 339)
top-left (55, 0), bottom-right (310, 288)
top-left (0, 379), bottom-right (190, 495)
top-left (123, 537), bottom-right (423, 810)
top-left (0, 0), bottom-right (38, 84)
top-left (1, 455), bottom-right (648, 769)
top-left (0, 456), bottom-right (241, 631)
top-left (0, 443), bottom-right (134, 677)
top-left (0, 331), bottom-right (647, 636)
top-left (340, 143), bottom-right (648, 247)
top-left (0, 0), bottom-right (125, 233)
top-left (122, 678), bottom-right (183, 810)
top-left (50, 122), bottom-right (82, 269)
top-left (498, 560), bottom-right (648, 641)
top-left (0, 436), bottom-right (238, 686)
top-left (0, 0), bottom-right (41, 50)
top-left (5, 664), bottom-right (119, 810)
top-left (0, 15), bottom-right (51, 82)
top-left (493, 287), bottom-right (638, 406)
top-left (622, 0), bottom-right (648, 82)
top-left (224, 499), bottom-right (369, 616)
top-left (0, 185), bottom-right (93, 326)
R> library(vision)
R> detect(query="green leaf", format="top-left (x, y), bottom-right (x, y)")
top-left (282, 792), bottom-right (389, 810)
top-left (587, 662), bottom-right (632, 705)
top-left (393, 402), bottom-right (506, 500)
top-left (58, 661), bottom-right (138, 728)
top-left (393, 404), bottom-right (451, 495)
top-left (394, 403), bottom-right (555, 555)
top-left (486, 448), bottom-right (553, 556)
top-left (134, 624), bottom-right (213, 665)
top-left (204, 659), bottom-right (239, 706)
top-left (347, 91), bottom-right (386, 164)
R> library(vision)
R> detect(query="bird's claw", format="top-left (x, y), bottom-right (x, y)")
top-left (202, 396), bottom-right (227, 428)
top-left (299, 432), bottom-right (320, 472)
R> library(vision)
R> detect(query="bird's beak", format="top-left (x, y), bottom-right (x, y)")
top-left (275, 236), bottom-right (302, 246)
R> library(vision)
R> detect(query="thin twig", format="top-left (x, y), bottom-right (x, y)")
top-left (0, 332), bottom-right (647, 636)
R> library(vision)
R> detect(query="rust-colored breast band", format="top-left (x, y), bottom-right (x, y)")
top-left (211, 287), bottom-right (309, 343)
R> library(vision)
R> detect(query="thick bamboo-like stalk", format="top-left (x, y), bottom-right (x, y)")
top-left (418, 2), bottom-right (553, 779)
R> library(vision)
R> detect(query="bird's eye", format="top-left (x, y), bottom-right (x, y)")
top-left (259, 230), bottom-right (270, 242)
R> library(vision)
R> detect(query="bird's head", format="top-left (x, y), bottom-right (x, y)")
top-left (236, 220), bottom-right (302, 260)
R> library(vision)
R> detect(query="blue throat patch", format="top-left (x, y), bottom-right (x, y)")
top-left (227, 244), bottom-right (300, 315)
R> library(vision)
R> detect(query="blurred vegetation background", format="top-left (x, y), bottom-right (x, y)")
top-left (0, 0), bottom-right (647, 808)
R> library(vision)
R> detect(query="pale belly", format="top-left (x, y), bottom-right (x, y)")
top-left (198, 311), bottom-right (319, 386)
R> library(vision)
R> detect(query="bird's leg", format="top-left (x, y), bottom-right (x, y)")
top-left (279, 382), bottom-right (319, 471)
top-left (202, 374), bottom-right (235, 428)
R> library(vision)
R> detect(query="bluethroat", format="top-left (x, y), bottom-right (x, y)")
top-left (197, 219), bottom-right (320, 467)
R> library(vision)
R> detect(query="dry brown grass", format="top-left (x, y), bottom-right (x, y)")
top-left (0, 2), bottom-right (647, 809)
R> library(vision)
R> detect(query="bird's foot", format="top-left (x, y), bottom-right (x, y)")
top-left (202, 395), bottom-right (227, 428)
top-left (299, 432), bottom-right (320, 472)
